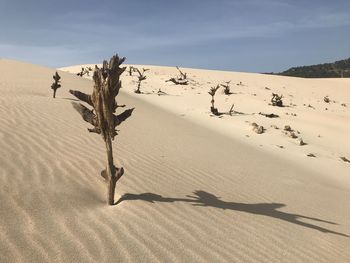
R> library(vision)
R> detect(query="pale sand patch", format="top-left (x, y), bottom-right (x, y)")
top-left (0, 59), bottom-right (349, 263)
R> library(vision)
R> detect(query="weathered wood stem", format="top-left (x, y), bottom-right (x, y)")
top-left (70, 54), bottom-right (133, 205)
top-left (105, 136), bottom-right (116, 205)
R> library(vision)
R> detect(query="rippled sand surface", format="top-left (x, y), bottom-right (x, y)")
top-left (1, 59), bottom-right (349, 262)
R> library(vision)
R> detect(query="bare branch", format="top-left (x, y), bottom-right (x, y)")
top-left (114, 108), bottom-right (135, 127)
top-left (228, 104), bottom-right (234, 115)
top-left (176, 66), bottom-right (187, 79)
top-left (72, 102), bottom-right (98, 127)
top-left (113, 103), bottom-right (126, 112)
top-left (88, 127), bottom-right (101, 134)
top-left (166, 78), bottom-right (188, 85)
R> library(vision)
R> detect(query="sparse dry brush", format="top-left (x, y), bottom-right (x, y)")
top-left (134, 67), bottom-right (149, 94)
top-left (69, 54), bottom-right (134, 205)
top-left (77, 66), bottom-right (93, 77)
top-left (207, 85), bottom-right (237, 116)
top-left (271, 93), bottom-right (283, 107)
top-left (51, 71), bottom-right (61, 98)
top-left (166, 66), bottom-right (189, 85)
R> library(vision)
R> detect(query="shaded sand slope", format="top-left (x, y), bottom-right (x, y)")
top-left (1, 59), bottom-right (350, 262)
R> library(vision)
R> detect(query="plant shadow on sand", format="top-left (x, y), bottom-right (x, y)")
top-left (61, 97), bottom-right (80, 102)
top-left (116, 190), bottom-right (349, 237)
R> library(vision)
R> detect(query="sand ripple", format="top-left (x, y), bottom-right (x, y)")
top-left (1, 60), bottom-right (349, 262)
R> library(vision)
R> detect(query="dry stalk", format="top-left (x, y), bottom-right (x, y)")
top-left (69, 54), bottom-right (134, 205)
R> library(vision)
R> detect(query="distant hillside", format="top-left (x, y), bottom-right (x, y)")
top-left (275, 58), bottom-right (350, 78)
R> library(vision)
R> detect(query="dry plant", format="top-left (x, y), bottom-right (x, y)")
top-left (176, 66), bottom-right (187, 80)
top-left (220, 81), bottom-right (232, 95)
top-left (166, 77), bottom-right (188, 85)
top-left (77, 66), bottom-right (93, 77)
top-left (283, 125), bottom-right (298, 138)
top-left (259, 112), bottom-right (279, 118)
top-left (128, 66), bottom-right (134, 76)
top-left (251, 123), bottom-right (264, 134)
top-left (166, 66), bottom-right (189, 85)
top-left (51, 71), bottom-right (61, 98)
top-left (69, 54), bottom-right (134, 205)
top-left (128, 66), bottom-right (138, 76)
top-left (134, 67), bottom-right (149, 94)
top-left (208, 85), bottom-right (220, 115)
top-left (271, 93), bottom-right (283, 107)
top-left (208, 86), bottom-right (237, 116)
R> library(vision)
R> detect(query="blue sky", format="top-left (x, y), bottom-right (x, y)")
top-left (0, 0), bottom-right (349, 72)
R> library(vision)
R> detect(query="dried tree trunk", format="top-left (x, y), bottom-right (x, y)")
top-left (70, 54), bottom-right (133, 205)
top-left (53, 89), bottom-right (57, 98)
top-left (105, 136), bottom-right (116, 205)
top-left (105, 142), bottom-right (124, 205)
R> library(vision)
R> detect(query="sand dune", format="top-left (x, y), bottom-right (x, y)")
top-left (1, 58), bottom-right (349, 262)
top-left (63, 63), bottom-right (350, 181)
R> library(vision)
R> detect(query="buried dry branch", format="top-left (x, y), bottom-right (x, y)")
top-left (166, 66), bottom-right (189, 85)
top-left (271, 93), bottom-right (283, 107)
top-left (69, 54), bottom-right (134, 205)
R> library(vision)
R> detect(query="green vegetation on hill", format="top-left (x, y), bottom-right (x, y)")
top-left (275, 58), bottom-right (350, 78)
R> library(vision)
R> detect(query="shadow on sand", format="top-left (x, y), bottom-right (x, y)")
top-left (116, 190), bottom-right (349, 237)
top-left (61, 97), bottom-right (80, 102)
